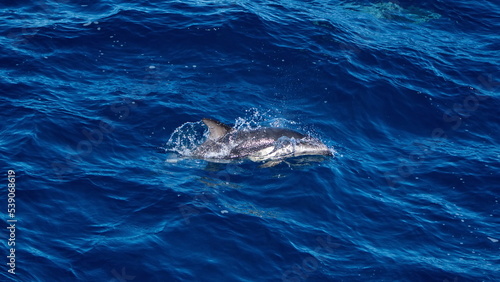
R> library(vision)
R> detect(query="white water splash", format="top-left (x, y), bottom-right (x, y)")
top-left (165, 121), bottom-right (206, 156)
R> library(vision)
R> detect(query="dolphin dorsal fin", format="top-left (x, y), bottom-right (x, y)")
top-left (202, 118), bottom-right (233, 141)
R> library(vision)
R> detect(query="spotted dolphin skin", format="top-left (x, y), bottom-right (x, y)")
top-left (192, 118), bottom-right (333, 163)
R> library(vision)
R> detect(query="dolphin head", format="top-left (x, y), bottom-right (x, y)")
top-left (287, 136), bottom-right (333, 157)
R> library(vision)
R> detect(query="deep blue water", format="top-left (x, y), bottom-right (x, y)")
top-left (1, 0), bottom-right (499, 281)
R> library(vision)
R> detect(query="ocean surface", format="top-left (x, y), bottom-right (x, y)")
top-left (1, 0), bottom-right (499, 281)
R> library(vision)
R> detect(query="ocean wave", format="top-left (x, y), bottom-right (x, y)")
top-left (1, 0), bottom-right (498, 280)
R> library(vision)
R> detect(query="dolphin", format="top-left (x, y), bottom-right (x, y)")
top-left (191, 118), bottom-right (333, 164)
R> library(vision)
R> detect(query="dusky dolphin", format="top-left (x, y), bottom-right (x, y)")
top-left (192, 118), bottom-right (333, 165)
